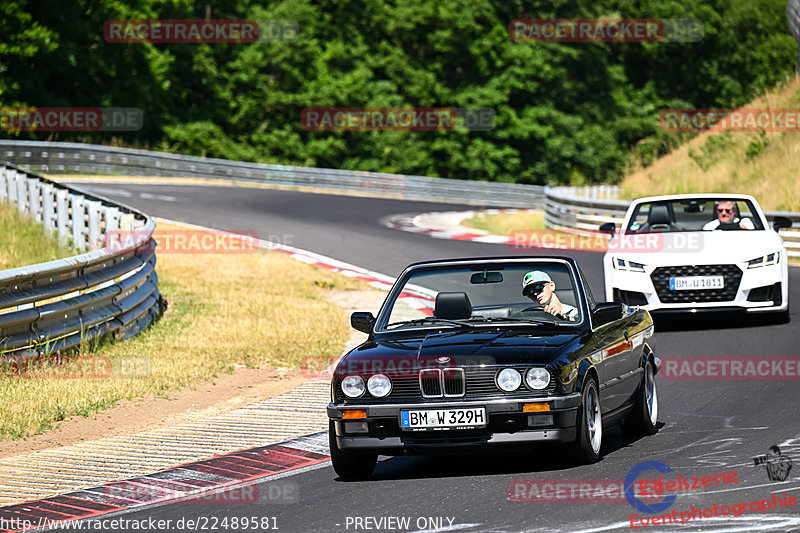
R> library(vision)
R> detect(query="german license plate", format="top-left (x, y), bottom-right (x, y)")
top-left (669, 276), bottom-right (724, 290)
top-left (400, 407), bottom-right (486, 430)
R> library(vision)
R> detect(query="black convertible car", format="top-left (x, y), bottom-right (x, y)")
top-left (327, 256), bottom-right (660, 478)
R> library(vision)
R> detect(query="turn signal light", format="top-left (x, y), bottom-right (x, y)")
top-left (523, 403), bottom-right (551, 413)
top-left (342, 410), bottom-right (367, 419)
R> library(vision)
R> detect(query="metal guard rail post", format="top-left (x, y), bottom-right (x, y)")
top-left (0, 161), bottom-right (164, 358)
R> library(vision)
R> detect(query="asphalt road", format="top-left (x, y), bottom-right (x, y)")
top-left (61, 182), bottom-right (800, 533)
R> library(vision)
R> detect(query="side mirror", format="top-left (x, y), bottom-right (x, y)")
top-left (592, 302), bottom-right (623, 327)
top-left (773, 216), bottom-right (792, 231)
top-left (599, 222), bottom-right (617, 235)
top-left (351, 312), bottom-right (375, 334)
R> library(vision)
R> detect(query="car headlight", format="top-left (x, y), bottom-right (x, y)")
top-left (526, 368), bottom-right (551, 390)
top-left (341, 375), bottom-right (365, 398)
top-left (497, 368), bottom-right (522, 391)
top-left (367, 374), bottom-right (391, 398)
top-left (747, 252), bottom-right (780, 268)
top-left (611, 258), bottom-right (646, 272)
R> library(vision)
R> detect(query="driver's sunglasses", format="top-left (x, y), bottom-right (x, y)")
top-left (529, 282), bottom-right (548, 295)
top-left (717, 208), bottom-right (733, 213)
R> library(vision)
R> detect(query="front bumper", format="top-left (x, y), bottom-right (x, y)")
top-left (605, 262), bottom-right (787, 313)
top-left (328, 394), bottom-right (581, 453)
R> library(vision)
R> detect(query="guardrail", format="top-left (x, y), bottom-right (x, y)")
top-left (3, 140), bottom-right (796, 256)
top-left (544, 185), bottom-right (800, 257)
top-left (0, 162), bottom-right (164, 357)
top-left (0, 141), bottom-right (545, 209)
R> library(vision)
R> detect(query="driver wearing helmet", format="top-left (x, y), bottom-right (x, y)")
top-left (522, 271), bottom-right (578, 321)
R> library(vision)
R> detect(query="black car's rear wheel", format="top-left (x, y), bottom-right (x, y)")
top-left (621, 361), bottom-right (659, 437)
top-left (328, 421), bottom-right (378, 479)
top-left (571, 377), bottom-right (602, 464)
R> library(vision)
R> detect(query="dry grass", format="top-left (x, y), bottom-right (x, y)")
top-left (462, 210), bottom-right (546, 235)
top-left (620, 77), bottom-right (800, 212)
top-left (0, 202), bottom-right (74, 269)
top-left (0, 222), bottom-right (366, 440)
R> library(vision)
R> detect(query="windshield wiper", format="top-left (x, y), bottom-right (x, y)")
top-left (469, 316), bottom-right (559, 326)
top-left (385, 317), bottom-right (475, 329)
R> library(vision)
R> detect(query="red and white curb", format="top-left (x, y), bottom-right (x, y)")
top-left (382, 209), bottom-right (608, 251)
top-left (0, 433), bottom-right (329, 532)
top-left (382, 210), bottom-right (519, 244)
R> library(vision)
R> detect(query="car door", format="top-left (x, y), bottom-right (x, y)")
top-left (594, 320), bottom-right (632, 413)
top-left (611, 309), bottom-right (645, 407)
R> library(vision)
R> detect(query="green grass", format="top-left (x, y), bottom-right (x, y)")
top-left (462, 210), bottom-right (546, 235)
top-left (620, 77), bottom-right (800, 212)
top-left (0, 202), bottom-right (75, 269)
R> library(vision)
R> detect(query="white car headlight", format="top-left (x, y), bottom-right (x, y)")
top-left (747, 252), bottom-right (780, 268)
top-left (611, 258), bottom-right (646, 272)
top-left (341, 375), bottom-right (365, 398)
top-left (367, 374), bottom-right (391, 397)
top-left (526, 368), bottom-right (551, 390)
top-left (497, 368), bottom-right (522, 391)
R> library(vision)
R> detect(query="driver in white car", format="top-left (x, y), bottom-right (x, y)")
top-left (702, 200), bottom-right (755, 230)
top-left (522, 271), bottom-right (578, 321)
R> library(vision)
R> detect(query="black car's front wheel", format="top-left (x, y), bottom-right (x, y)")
top-left (571, 377), bottom-right (602, 464)
top-left (328, 421), bottom-right (378, 479)
top-left (621, 361), bottom-right (659, 437)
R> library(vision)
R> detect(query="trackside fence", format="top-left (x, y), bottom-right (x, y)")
top-left (1, 141), bottom-right (797, 258)
top-left (0, 141), bottom-right (544, 209)
top-left (0, 162), bottom-right (163, 357)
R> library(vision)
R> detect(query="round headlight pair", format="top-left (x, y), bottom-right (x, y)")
top-left (496, 368), bottom-right (551, 391)
top-left (341, 374), bottom-right (392, 398)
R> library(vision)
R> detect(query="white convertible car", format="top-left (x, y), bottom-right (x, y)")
top-left (602, 194), bottom-right (792, 320)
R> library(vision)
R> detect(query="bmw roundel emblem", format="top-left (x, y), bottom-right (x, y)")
top-left (436, 356), bottom-right (451, 364)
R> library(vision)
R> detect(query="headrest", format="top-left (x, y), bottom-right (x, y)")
top-left (434, 292), bottom-right (472, 320)
top-left (648, 204), bottom-right (672, 225)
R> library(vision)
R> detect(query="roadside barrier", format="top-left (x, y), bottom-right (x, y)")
top-left (0, 161), bottom-right (163, 357)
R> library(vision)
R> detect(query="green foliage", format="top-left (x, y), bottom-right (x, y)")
top-left (688, 133), bottom-right (732, 171)
top-left (745, 131), bottom-right (769, 160)
top-left (0, 0), bottom-right (796, 184)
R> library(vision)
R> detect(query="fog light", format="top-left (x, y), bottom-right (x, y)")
top-left (528, 414), bottom-right (554, 427)
top-left (344, 421), bottom-right (369, 434)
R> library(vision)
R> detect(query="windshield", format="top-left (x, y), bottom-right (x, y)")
top-left (625, 198), bottom-right (764, 233)
top-left (378, 261), bottom-right (584, 331)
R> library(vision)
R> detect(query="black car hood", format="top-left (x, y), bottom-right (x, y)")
top-left (339, 329), bottom-right (581, 376)
top-left (416, 330), bottom-right (578, 366)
